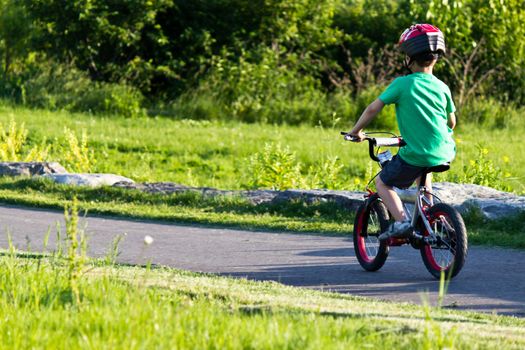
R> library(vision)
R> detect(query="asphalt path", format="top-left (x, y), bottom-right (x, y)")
top-left (0, 204), bottom-right (524, 317)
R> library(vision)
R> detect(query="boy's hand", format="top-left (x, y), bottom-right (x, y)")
top-left (349, 130), bottom-right (366, 142)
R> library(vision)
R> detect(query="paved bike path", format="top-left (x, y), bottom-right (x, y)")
top-left (0, 204), bottom-right (523, 317)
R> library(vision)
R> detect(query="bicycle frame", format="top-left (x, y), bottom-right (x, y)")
top-left (405, 172), bottom-right (438, 243)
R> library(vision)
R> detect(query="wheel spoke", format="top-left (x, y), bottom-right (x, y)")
top-left (430, 215), bottom-right (455, 268)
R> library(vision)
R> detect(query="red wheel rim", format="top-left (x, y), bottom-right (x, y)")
top-left (356, 210), bottom-right (380, 263)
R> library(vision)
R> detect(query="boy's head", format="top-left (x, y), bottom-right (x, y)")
top-left (398, 24), bottom-right (445, 70)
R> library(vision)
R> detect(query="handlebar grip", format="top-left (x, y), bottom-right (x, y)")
top-left (340, 131), bottom-right (360, 142)
top-left (373, 137), bottom-right (405, 147)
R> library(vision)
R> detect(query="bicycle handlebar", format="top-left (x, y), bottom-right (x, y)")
top-left (340, 131), bottom-right (406, 162)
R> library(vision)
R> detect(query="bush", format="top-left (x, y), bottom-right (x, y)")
top-left (247, 143), bottom-right (304, 190)
top-left (450, 145), bottom-right (513, 192)
top-left (77, 83), bottom-right (146, 118)
top-left (459, 98), bottom-right (523, 128)
top-left (14, 59), bottom-right (146, 117)
top-left (350, 84), bottom-right (397, 130)
top-left (170, 47), bottom-right (398, 129)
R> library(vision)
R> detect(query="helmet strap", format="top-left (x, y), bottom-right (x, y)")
top-left (404, 56), bottom-right (414, 73)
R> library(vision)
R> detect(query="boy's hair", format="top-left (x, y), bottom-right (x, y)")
top-left (411, 51), bottom-right (440, 67)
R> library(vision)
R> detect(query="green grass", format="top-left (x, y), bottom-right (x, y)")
top-left (0, 102), bottom-right (523, 192)
top-left (0, 103), bottom-right (523, 248)
top-left (1, 252), bottom-right (525, 349)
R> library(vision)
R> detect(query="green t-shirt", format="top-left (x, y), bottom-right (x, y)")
top-left (379, 72), bottom-right (456, 167)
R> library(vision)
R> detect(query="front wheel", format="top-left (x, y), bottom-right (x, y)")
top-left (420, 203), bottom-right (468, 279)
top-left (353, 197), bottom-right (390, 271)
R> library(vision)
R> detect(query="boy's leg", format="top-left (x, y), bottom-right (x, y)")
top-left (375, 176), bottom-right (406, 222)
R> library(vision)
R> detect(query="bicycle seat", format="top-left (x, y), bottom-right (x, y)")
top-left (426, 162), bottom-right (450, 173)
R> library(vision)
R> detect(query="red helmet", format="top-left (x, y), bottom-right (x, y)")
top-left (399, 24), bottom-right (446, 57)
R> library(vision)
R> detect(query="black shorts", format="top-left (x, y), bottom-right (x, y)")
top-left (379, 155), bottom-right (426, 189)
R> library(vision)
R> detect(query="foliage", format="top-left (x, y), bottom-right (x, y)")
top-left (17, 58), bottom-right (145, 117)
top-left (63, 197), bottom-right (87, 304)
top-left (460, 98), bottom-right (523, 128)
top-left (58, 127), bottom-right (95, 173)
top-left (452, 145), bottom-right (513, 191)
top-left (248, 142), bottom-right (304, 190)
top-left (0, 0), bottom-right (521, 121)
top-left (0, 116), bottom-right (95, 172)
top-left (306, 156), bottom-right (345, 189)
top-left (0, 118), bottom-right (28, 161)
top-left (410, 0), bottom-right (525, 105)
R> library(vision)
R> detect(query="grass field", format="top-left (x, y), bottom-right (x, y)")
top-left (0, 102), bottom-right (523, 193)
top-left (0, 103), bottom-right (523, 249)
top-left (2, 251), bottom-right (525, 349)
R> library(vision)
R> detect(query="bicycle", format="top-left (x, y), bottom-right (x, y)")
top-left (341, 131), bottom-right (468, 279)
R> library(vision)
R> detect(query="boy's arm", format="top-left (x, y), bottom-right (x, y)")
top-left (448, 112), bottom-right (456, 129)
top-left (350, 98), bottom-right (385, 140)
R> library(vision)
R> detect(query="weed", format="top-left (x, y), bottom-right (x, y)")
top-left (306, 156), bottom-right (345, 189)
top-left (59, 127), bottom-right (95, 173)
top-left (0, 118), bottom-right (27, 161)
top-left (248, 143), bottom-right (304, 190)
top-left (63, 197), bottom-right (87, 304)
top-left (453, 145), bottom-right (513, 191)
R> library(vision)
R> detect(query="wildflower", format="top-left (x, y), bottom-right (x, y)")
top-left (353, 178), bottom-right (361, 185)
top-left (469, 160), bottom-right (476, 166)
top-left (143, 235), bottom-right (154, 245)
top-left (504, 172), bottom-right (511, 178)
top-left (481, 148), bottom-right (489, 155)
top-left (455, 137), bottom-right (462, 144)
top-left (502, 156), bottom-right (510, 164)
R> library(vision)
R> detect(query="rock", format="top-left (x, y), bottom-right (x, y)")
top-left (431, 182), bottom-right (525, 219)
top-left (0, 162), bottom-right (68, 176)
top-left (271, 189), bottom-right (366, 210)
top-left (112, 181), bottom-right (524, 220)
top-left (113, 182), bottom-right (192, 193)
top-left (44, 173), bottom-right (134, 187)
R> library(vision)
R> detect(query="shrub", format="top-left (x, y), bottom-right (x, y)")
top-left (451, 145), bottom-right (513, 191)
top-left (56, 127), bottom-right (95, 173)
top-left (351, 84), bottom-right (397, 130)
top-left (20, 60), bottom-right (92, 110)
top-left (77, 83), bottom-right (146, 118)
top-left (17, 59), bottom-right (145, 117)
top-left (306, 156), bottom-right (345, 190)
top-left (0, 118), bottom-right (28, 161)
top-left (0, 118), bottom-right (50, 161)
top-left (247, 143), bottom-right (304, 190)
top-left (459, 98), bottom-right (522, 128)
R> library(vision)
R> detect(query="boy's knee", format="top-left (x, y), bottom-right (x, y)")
top-left (376, 176), bottom-right (388, 189)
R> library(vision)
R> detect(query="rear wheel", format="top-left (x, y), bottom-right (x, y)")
top-left (420, 203), bottom-right (468, 279)
top-left (353, 197), bottom-right (390, 271)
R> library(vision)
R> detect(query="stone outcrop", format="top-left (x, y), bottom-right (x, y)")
top-left (0, 162), bottom-right (67, 176)
top-left (0, 162), bottom-right (522, 219)
top-left (44, 173), bottom-right (134, 187)
top-left (113, 181), bottom-right (525, 219)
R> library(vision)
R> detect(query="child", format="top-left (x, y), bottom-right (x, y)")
top-left (349, 24), bottom-right (456, 240)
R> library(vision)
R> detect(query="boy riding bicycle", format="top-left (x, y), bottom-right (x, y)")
top-left (349, 24), bottom-right (456, 241)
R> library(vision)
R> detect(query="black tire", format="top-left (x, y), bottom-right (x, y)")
top-left (420, 203), bottom-right (468, 279)
top-left (353, 197), bottom-right (390, 271)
